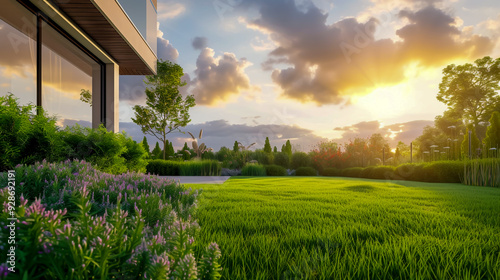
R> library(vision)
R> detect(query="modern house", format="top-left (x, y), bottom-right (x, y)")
top-left (0, 0), bottom-right (157, 132)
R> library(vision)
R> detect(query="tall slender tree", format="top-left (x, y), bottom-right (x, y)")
top-left (132, 60), bottom-right (195, 160)
top-left (264, 137), bottom-right (272, 154)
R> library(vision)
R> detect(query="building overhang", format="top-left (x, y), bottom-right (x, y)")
top-left (32, 0), bottom-right (157, 75)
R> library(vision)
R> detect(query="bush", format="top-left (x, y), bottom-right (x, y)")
top-left (371, 166), bottom-right (396, 180)
top-left (295, 167), bottom-right (317, 176)
top-left (274, 152), bottom-right (290, 169)
top-left (291, 152), bottom-right (311, 169)
top-left (241, 164), bottom-right (266, 176)
top-left (216, 146), bottom-right (233, 162)
top-left (359, 166), bottom-right (375, 179)
top-left (252, 150), bottom-right (273, 165)
top-left (146, 159), bottom-right (181, 175)
top-left (120, 135), bottom-right (148, 172)
top-left (321, 168), bottom-right (340, 176)
top-left (264, 165), bottom-right (287, 176)
top-left (0, 94), bottom-right (64, 170)
top-left (341, 167), bottom-right (363, 178)
top-left (395, 163), bottom-right (425, 181)
top-left (0, 160), bottom-right (222, 279)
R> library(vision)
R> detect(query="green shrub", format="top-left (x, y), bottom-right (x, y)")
top-left (341, 167), bottom-right (363, 178)
top-left (321, 168), bottom-right (340, 176)
top-left (201, 150), bottom-right (216, 160)
top-left (291, 152), bottom-right (311, 169)
top-left (371, 166), bottom-right (396, 180)
top-left (253, 150), bottom-right (273, 165)
top-left (216, 146), bottom-right (233, 162)
top-left (146, 160), bottom-right (181, 175)
top-left (241, 164), bottom-right (266, 176)
top-left (61, 125), bottom-right (133, 174)
top-left (274, 152), bottom-right (290, 168)
top-left (180, 160), bottom-right (221, 176)
top-left (428, 161), bottom-right (463, 183)
top-left (295, 167), bottom-right (317, 176)
top-left (120, 135), bottom-right (148, 172)
top-left (264, 165), bottom-right (287, 176)
top-left (359, 166), bottom-right (375, 179)
top-left (395, 163), bottom-right (425, 181)
top-left (0, 94), bottom-right (65, 170)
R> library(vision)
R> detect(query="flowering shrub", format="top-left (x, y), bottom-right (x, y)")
top-left (310, 141), bottom-right (350, 171)
top-left (0, 160), bottom-right (221, 279)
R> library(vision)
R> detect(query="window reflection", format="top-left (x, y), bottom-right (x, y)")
top-left (0, 1), bottom-right (37, 106)
top-left (42, 22), bottom-right (99, 127)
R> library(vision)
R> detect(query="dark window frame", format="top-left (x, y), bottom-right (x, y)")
top-left (16, 0), bottom-right (106, 126)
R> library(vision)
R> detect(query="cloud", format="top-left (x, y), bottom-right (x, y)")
top-left (333, 120), bottom-right (434, 146)
top-left (120, 23), bottom-right (180, 103)
top-left (192, 37), bottom-right (208, 50)
top-left (157, 2), bottom-right (186, 20)
top-left (240, 0), bottom-right (496, 105)
top-left (156, 22), bottom-right (179, 62)
top-left (190, 48), bottom-right (258, 106)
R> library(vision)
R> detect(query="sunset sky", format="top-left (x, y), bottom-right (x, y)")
top-left (67, 0), bottom-right (500, 151)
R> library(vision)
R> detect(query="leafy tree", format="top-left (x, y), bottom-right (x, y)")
top-left (233, 141), bottom-right (240, 152)
top-left (263, 137), bottom-right (272, 154)
top-left (132, 60), bottom-right (195, 160)
top-left (343, 137), bottom-right (368, 167)
top-left (368, 133), bottom-right (390, 165)
top-left (414, 126), bottom-right (448, 160)
top-left (141, 136), bottom-right (150, 156)
top-left (483, 111), bottom-right (500, 151)
top-left (461, 124), bottom-right (481, 159)
top-left (273, 146), bottom-right (278, 153)
top-left (437, 56), bottom-right (500, 128)
top-left (152, 142), bottom-right (162, 159)
top-left (281, 144), bottom-right (286, 153)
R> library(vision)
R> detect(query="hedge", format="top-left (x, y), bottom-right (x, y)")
top-left (146, 160), bottom-right (221, 176)
top-left (264, 165), bottom-right (287, 176)
top-left (295, 167), bottom-right (317, 176)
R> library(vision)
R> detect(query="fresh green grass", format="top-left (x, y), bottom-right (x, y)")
top-left (191, 177), bottom-right (500, 280)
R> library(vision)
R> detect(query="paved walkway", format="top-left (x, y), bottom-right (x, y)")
top-left (158, 176), bottom-right (231, 184)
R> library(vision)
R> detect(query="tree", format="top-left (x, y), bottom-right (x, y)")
top-left (141, 136), bottom-right (150, 157)
top-left (414, 126), bottom-right (448, 160)
top-left (483, 111), bottom-right (500, 151)
top-left (461, 124), bottom-right (480, 159)
top-left (132, 60), bottom-right (195, 160)
top-left (284, 140), bottom-right (292, 157)
top-left (263, 137), bottom-right (272, 154)
top-left (368, 133), bottom-right (390, 165)
top-left (437, 56), bottom-right (500, 128)
top-left (233, 141), bottom-right (240, 152)
top-left (152, 142), bottom-right (162, 159)
top-left (273, 146), bottom-right (278, 153)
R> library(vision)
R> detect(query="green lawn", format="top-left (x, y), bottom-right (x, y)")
top-left (191, 177), bottom-right (500, 280)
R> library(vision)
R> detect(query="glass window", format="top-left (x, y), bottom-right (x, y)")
top-left (42, 21), bottom-right (99, 127)
top-left (0, 1), bottom-right (37, 106)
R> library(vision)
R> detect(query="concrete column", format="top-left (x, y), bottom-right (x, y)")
top-left (106, 63), bottom-right (120, 132)
top-left (91, 64), bottom-right (102, 129)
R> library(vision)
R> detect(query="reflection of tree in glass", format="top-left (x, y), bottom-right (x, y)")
top-left (80, 89), bottom-right (92, 107)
